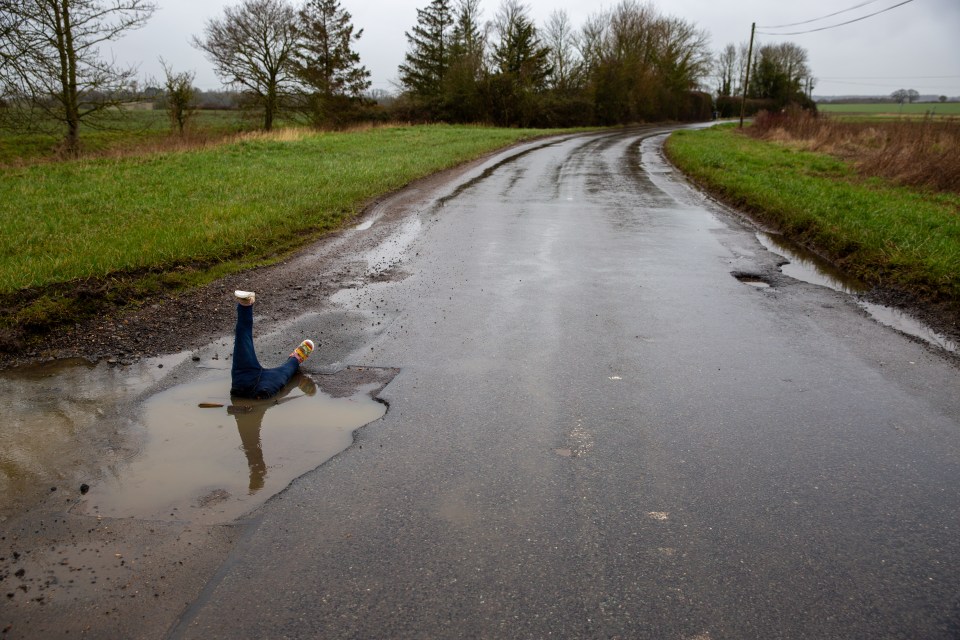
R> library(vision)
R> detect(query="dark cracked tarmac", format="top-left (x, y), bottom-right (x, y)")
top-left (3, 126), bottom-right (960, 639)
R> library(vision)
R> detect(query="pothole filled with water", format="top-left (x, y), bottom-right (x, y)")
top-left (757, 232), bottom-right (869, 295)
top-left (757, 232), bottom-right (957, 353)
top-left (733, 273), bottom-right (772, 288)
top-left (72, 366), bottom-right (395, 524)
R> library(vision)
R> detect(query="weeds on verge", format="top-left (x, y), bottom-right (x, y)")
top-left (747, 110), bottom-right (960, 193)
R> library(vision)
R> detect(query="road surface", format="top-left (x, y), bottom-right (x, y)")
top-left (173, 127), bottom-right (960, 638)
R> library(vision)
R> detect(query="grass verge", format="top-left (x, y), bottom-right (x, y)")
top-left (0, 124), bottom-right (557, 347)
top-left (664, 125), bottom-right (960, 300)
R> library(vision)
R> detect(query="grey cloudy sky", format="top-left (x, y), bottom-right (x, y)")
top-left (110, 0), bottom-right (960, 98)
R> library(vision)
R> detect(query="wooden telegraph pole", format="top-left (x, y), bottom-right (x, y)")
top-left (739, 22), bottom-right (756, 128)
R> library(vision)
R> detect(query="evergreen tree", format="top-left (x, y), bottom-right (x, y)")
top-left (488, 0), bottom-right (551, 126)
top-left (491, 1), bottom-right (551, 91)
top-left (293, 0), bottom-right (371, 125)
top-left (444, 0), bottom-right (486, 122)
top-left (398, 0), bottom-right (455, 103)
top-left (450, 0), bottom-right (484, 63)
top-left (748, 42), bottom-right (813, 109)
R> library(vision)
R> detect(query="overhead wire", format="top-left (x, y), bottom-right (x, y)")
top-left (757, 0), bottom-right (916, 36)
top-left (757, 0), bottom-right (885, 29)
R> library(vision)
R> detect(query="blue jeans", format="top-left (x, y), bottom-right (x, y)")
top-left (231, 303), bottom-right (300, 399)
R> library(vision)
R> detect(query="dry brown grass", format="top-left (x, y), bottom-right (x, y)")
top-left (747, 110), bottom-right (960, 193)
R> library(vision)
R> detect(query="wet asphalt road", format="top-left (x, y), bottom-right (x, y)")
top-left (172, 127), bottom-right (960, 639)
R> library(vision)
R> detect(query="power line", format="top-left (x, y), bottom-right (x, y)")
top-left (818, 75), bottom-right (960, 80)
top-left (757, 0), bottom-right (885, 29)
top-left (757, 0), bottom-right (915, 36)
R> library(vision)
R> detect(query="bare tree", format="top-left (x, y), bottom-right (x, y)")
top-left (715, 43), bottom-right (737, 97)
top-left (0, 0), bottom-right (157, 155)
top-left (652, 16), bottom-right (711, 93)
top-left (160, 59), bottom-right (197, 136)
top-left (193, 0), bottom-right (300, 131)
top-left (543, 9), bottom-right (581, 93)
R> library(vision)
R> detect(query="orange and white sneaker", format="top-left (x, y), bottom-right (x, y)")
top-left (291, 339), bottom-right (315, 364)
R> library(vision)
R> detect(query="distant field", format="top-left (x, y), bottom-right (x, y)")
top-left (818, 102), bottom-right (960, 116)
top-left (0, 110), bottom-right (270, 164)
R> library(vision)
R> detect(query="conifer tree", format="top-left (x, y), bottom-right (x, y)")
top-left (294, 0), bottom-right (370, 122)
top-left (444, 0), bottom-right (486, 121)
top-left (398, 0), bottom-right (455, 103)
top-left (488, 0), bottom-right (551, 126)
top-left (491, 0), bottom-right (551, 91)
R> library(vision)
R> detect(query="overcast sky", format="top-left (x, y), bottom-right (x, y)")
top-left (110, 0), bottom-right (960, 98)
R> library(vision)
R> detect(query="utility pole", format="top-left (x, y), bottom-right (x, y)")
top-left (738, 22), bottom-right (756, 128)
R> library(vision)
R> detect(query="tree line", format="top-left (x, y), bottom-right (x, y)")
top-left (712, 40), bottom-right (816, 118)
top-left (1, 0), bottom-right (816, 156)
top-left (392, 0), bottom-right (715, 127)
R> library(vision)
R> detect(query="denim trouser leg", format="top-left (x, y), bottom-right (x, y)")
top-left (231, 303), bottom-right (263, 397)
top-left (254, 357), bottom-right (300, 399)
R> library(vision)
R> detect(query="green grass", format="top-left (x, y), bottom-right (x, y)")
top-left (0, 124), bottom-right (557, 335)
top-left (1, 124), bottom-right (553, 293)
top-left (817, 102), bottom-right (960, 117)
top-left (664, 125), bottom-right (960, 299)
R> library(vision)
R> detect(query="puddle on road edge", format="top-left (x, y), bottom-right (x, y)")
top-left (757, 231), bottom-right (957, 353)
top-left (757, 232), bottom-right (869, 295)
top-left (72, 367), bottom-right (393, 524)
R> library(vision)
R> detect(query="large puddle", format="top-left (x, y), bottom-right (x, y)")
top-left (757, 232), bottom-right (957, 353)
top-left (1, 356), bottom-right (393, 525)
top-left (75, 368), bottom-right (388, 524)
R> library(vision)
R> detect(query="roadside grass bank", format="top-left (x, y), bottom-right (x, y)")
top-left (0, 124), bottom-right (557, 349)
top-left (748, 110), bottom-right (960, 193)
top-left (664, 124), bottom-right (960, 304)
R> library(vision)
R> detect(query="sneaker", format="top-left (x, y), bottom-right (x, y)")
top-left (235, 290), bottom-right (256, 306)
top-left (291, 339), bottom-right (315, 364)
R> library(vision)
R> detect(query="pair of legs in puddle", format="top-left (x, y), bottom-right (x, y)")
top-left (231, 290), bottom-right (316, 400)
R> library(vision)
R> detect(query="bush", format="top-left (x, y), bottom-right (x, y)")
top-left (716, 96), bottom-right (776, 119)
